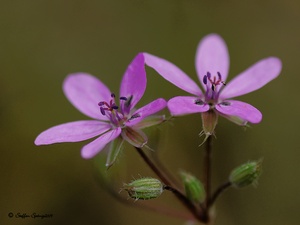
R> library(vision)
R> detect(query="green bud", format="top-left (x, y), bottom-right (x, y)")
top-left (180, 171), bottom-right (206, 203)
top-left (123, 177), bottom-right (164, 200)
top-left (229, 160), bottom-right (262, 188)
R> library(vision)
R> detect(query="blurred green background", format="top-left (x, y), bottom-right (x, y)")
top-left (1, 0), bottom-right (299, 224)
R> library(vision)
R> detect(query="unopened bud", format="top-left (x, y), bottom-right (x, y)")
top-left (123, 177), bottom-right (164, 200)
top-left (229, 160), bottom-right (262, 188)
top-left (180, 171), bottom-right (206, 203)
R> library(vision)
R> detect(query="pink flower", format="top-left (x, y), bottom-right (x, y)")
top-left (35, 54), bottom-right (167, 159)
top-left (143, 34), bottom-right (282, 126)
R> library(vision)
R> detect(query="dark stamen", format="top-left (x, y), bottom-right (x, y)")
top-left (125, 95), bottom-right (133, 108)
top-left (111, 93), bottom-right (116, 98)
top-left (217, 72), bottom-right (222, 80)
top-left (98, 102), bottom-right (105, 106)
top-left (100, 107), bottom-right (106, 115)
top-left (112, 105), bottom-right (119, 110)
top-left (203, 75), bottom-right (207, 85)
top-left (120, 96), bottom-right (127, 101)
top-left (207, 72), bottom-right (211, 79)
top-left (220, 101), bottom-right (231, 106)
top-left (195, 99), bottom-right (204, 105)
top-left (129, 113), bottom-right (140, 120)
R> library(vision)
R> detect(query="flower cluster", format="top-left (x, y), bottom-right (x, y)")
top-left (143, 34), bottom-right (282, 135)
top-left (35, 34), bottom-right (282, 161)
top-left (35, 54), bottom-right (167, 161)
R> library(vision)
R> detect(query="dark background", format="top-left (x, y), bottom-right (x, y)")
top-left (1, 1), bottom-right (298, 224)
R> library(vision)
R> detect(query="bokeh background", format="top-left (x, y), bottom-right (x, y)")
top-left (1, 0), bottom-right (299, 225)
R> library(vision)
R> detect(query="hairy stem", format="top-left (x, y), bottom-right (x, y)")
top-left (203, 135), bottom-right (213, 220)
top-left (92, 164), bottom-right (194, 221)
top-left (135, 147), bottom-right (206, 222)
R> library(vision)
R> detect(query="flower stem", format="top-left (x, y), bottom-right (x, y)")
top-left (204, 135), bottom-right (212, 204)
top-left (135, 147), bottom-right (172, 186)
top-left (208, 181), bottom-right (232, 207)
top-left (203, 135), bottom-right (213, 220)
top-left (135, 147), bottom-right (206, 222)
top-left (92, 165), bottom-right (195, 221)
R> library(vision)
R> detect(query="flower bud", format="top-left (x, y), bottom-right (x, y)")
top-left (123, 177), bottom-right (164, 200)
top-left (229, 160), bottom-right (262, 188)
top-left (180, 171), bottom-right (206, 203)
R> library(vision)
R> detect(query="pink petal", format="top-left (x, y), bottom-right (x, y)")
top-left (143, 52), bottom-right (203, 96)
top-left (168, 96), bottom-right (210, 116)
top-left (125, 98), bottom-right (167, 127)
top-left (195, 34), bottom-right (230, 90)
top-left (81, 127), bottom-right (121, 159)
top-left (34, 120), bottom-right (111, 145)
top-left (220, 57), bottom-right (282, 99)
top-left (120, 53), bottom-right (147, 115)
top-left (216, 100), bottom-right (262, 124)
top-left (63, 73), bottom-right (111, 120)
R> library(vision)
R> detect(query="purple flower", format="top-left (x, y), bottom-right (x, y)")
top-left (35, 53), bottom-right (167, 160)
top-left (143, 34), bottom-right (282, 127)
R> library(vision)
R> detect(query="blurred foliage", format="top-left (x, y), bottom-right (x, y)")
top-left (1, 0), bottom-right (299, 225)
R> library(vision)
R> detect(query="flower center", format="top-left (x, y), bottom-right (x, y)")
top-left (202, 71), bottom-right (226, 102)
top-left (98, 93), bottom-right (140, 126)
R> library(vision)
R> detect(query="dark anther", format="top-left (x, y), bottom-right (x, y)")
top-left (207, 72), bottom-right (211, 79)
top-left (129, 113), bottom-right (140, 120)
top-left (112, 105), bottom-right (119, 110)
top-left (220, 101), bottom-right (231, 106)
top-left (211, 85), bottom-right (215, 91)
top-left (111, 93), bottom-right (116, 98)
top-left (100, 107), bottom-right (106, 115)
top-left (203, 75), bottom-right (207, 85)
top-left (98, 102), bottom-right (105, 106)
top-left (194, 99), bottom-right (204, 105)
top-left (125, 95), bottom-right (133, 108)
top-left (217, 72), bottom-right (222, 80)
top-left (120, 96), bottom-right (127, 101)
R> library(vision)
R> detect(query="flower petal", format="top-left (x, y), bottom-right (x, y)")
top-left (81, 127), bottom-right (121, 159)
top-left (216, 100), bottom-right (262, 124)
top-left (63, 73), bottom-right (111, 120)
top-left (34, 120), bottom-right (111, 145)
top-left (143, 52), bottom-right (203, 96)
top-left (195, 34), bottom-right (230, 89)
top-left (120, 53), bottom-right (147, 115)
top-left (168, 96), bottom-right (210, 116)
top-left (220, 57), bottom-right (282, 99)
top-left (125, 98), bottom-right (167, 127)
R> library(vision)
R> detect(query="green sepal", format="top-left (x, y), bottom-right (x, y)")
top-left (105, 137), bottom-right (124, 169)
top-left (121, 127), bottom-right (147, 148)
top-left (229, 160), bottom-right (263, 188)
